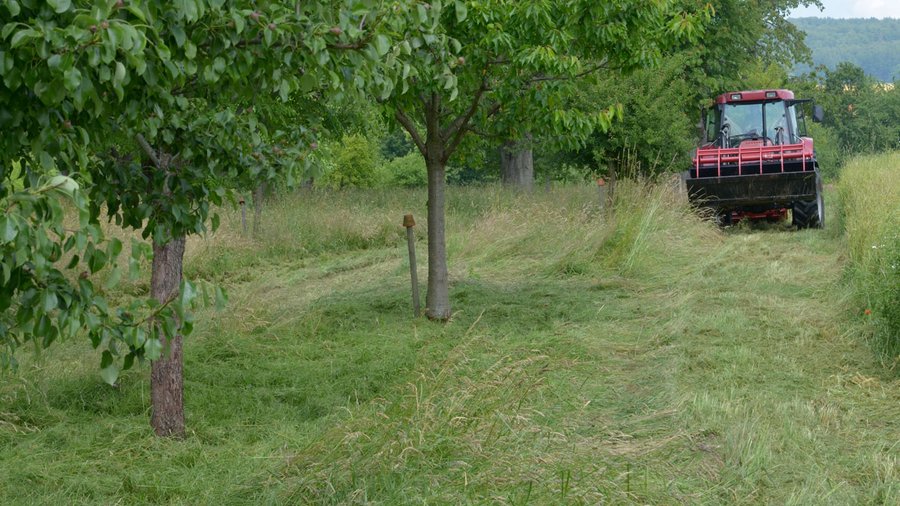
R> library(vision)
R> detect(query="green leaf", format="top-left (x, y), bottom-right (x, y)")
top-left (100, 358), bottom-right (119, 385)
top-left (47, 54), bottom-right (62, 69)
top-left (231, 12), bottom-right (244, 34)
top-left (417, 4), bottom-right (428, 23)
top-left (5, 1), bottom-right (20, 17)
top-left (47, 0), bottom-right (70, 14)
top-left (107, 238), bottom-right (123, 259)
top-left (47, 175), bottom-right (79, 196)
top-left (10, 28), bottom-right (39, 48)
top-left (180, 279), bottom-right (196, 307)
top-left (104, 266), bottom-right (122, 289)
top-left (88, 248), bottom-right (107, 274)
top-left (39, 151), bottom-right (55, 171)
top-left (0, 216), bottom-right (17, 243)
top-left (374, 34), bottom-right (390, 56)
top-left (122, 352), bottom-right (135, 371)
top-left (144, 337), bottom-right (163, 360)
top-left (454, 1), bottom-right (467, 22)
top-left (171, 24), bottom-right (186, 47)
top-left (42, 291), bottom-right (58, 312)
top-left (114, 61), bottom-right (126, 84)
top-left (63, 67), bottom-right (82, 91)
top-left (126, 5), bottom-right (146, 22)
top-left (278, 78), bottom-right (290, 101)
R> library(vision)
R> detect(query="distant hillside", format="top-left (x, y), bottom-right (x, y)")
top-left (791, 17), bottom-right (900, 81)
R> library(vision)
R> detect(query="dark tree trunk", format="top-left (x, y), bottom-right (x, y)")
top-left (499, 137), bottom-right (534, 190)
top-left (423, 96), bottom-right (451, 321)
top-left (150, 236), bottom-right (186, 438)
top-left (394, 87), bottom-right (491, 322)
top-left (606, 158), bottom-right (618, 208)
top-left (424, 155), bottom-right (450, 320)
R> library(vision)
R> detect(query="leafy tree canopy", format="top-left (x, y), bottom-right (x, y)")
top-left (1, 0), bottom-right (442, 381)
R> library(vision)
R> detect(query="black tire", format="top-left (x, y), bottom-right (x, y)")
top-left (792, 174), bottom-right (825, 229)
top-left (815, 174), bottom-right (825, 228)
top-left (792, 200), bottom-right (818, 229)
top-left (716, 210), bottom-right (733, 227)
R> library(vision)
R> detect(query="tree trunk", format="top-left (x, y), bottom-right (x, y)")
top-left (150, 236), bottom-right (186, 438)
top-left (606, 158), bottom-right (618, 208)
top-left (424, 154), bottom-right (451, 320)
top-left (500, 137), bottom-right (534, 190)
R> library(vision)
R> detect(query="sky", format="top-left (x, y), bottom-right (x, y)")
top-left (791, 0), bottom-right (900, 18)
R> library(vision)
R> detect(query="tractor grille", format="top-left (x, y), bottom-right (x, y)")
top-left (693, 142), bottom-right (814, 179)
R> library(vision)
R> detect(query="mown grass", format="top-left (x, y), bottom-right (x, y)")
top-left (1, 178), bottom-right (897, 504)
top-left (839, 152), bottom-right (900, 362)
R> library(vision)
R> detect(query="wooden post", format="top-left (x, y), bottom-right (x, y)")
top-left (239, 197), bottom-right (247, 234)
top-left (403, 214), bottom-right (421, 317)
top-left (596, 177), bottom-right (606, 210)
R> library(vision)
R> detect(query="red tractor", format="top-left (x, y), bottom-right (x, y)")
top-left (684, 89), bottom-right (825, 228)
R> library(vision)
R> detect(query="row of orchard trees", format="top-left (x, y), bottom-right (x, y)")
top-left (0, 0), bottom-right (713, 437)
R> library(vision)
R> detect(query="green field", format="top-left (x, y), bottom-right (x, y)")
top-left (1, 175), bottom-right (898, 504)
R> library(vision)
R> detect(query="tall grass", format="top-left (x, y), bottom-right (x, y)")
top-left (839, 152), bottom-right (900, 361)
top-left (186, 179), bottom-right (714, 287)
top-left (3, 178), bottom-right (897, 504)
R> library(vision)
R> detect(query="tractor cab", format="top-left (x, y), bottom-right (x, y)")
top-left (701, 90), bottom-right (821, 149)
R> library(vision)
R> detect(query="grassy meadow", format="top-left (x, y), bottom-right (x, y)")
top-left (1, 172), bottom-right (898, 504)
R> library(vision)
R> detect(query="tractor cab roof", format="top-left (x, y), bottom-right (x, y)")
top-left (714, 89), bottom-right (795, 105)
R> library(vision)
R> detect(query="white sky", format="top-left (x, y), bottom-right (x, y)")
top-left (791, 0), bottom-right (900, 18)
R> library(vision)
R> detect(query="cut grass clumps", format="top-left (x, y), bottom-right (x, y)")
top-left (4, 179), bottom-right (897, 504)
top-left (839, 152), bottom-right (900, 361)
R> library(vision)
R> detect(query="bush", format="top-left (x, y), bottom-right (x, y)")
top-left (809, 123), bottom-right (843, 180)
top-left (321, 134), bottom-right (380, 188)
top-left (377, 152), bottom-right (427, 187)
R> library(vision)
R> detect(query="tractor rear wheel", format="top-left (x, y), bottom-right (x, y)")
top-left (792, 200), bottom-right (818, 228)
top-left (792, 175), bottom-right (825, 229)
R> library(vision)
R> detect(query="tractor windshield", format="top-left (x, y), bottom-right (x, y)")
top-left (719, 101), bottom-right (791, 148)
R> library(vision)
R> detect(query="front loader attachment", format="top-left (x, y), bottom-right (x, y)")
top-left (684, 170), bottom-right (819, 209)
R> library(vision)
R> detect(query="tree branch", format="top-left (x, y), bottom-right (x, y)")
top-left (136, 134), bottom-right (163, 169)
top-left (529, 59), bottom-right (610, 83)
top-left (395, 108), bottom-right (426, 157)
top-left (441, 79), bottom-right (489, 143)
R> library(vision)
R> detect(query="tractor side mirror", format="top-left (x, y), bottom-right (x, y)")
top-left (812, 105), bottom-right (824, 123)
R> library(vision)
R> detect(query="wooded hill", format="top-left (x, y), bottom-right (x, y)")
top-left (791, 17), bottom-right (900, 81)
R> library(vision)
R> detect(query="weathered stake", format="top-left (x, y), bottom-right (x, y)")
top-left (596, 177), bottom-right (607, 211)
top-left (240, 197), bottom-right (247, 234)
top-left (403, 214), bottom-right (421, 317)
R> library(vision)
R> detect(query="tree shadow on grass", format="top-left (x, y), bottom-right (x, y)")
top-left (3, 274), bottom-right (633, 440)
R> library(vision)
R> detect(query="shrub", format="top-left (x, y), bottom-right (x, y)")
top-left (378, 152), bottom-right (427, 187)
top-left (321, 134), bottom-right (380, 189)
top-left (809, 123), bottom-right (843, 180)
